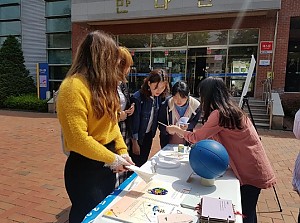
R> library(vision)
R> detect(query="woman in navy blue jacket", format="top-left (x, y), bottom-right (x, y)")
top-left (129, 69), bottom-right (169, 167)
top-left (158, 81), bottom-right (201, 148)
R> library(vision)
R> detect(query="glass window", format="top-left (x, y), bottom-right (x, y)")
top-left (229, 29), bottom-right (259, 44)
top-left (227, 46), bottom-right (257, 97)
top-left (118, 34), bottom-right (150, 48)
top-left (48, 49), bottom-right (72, 64)
top-left (0, 0), bottom-right (20, 5)
top-left (46, 1), bottom-right (71, 17)
top-left (0, 36), bottom-right (8, 46)
top-left (228, 46), bottom-right (257, 60)
top-left (0, 21), bottom-right (21, 35)
top-left (188, 31), bottom-right (228, 46)
top-left (285, 17), bottom-right (300, 92)
top-left (49, 65), bottom-right (70, 80)
top-left (206, 49), bottom-right (227, 75)
top-left (128, 51), bottom-right (150, 93)
top-left (0, 35), bottom-right (20, 46)
top-left (49, 80), bottom-right (62, 93)
top-left (47, 18), bottom-right (71, 33)
top-left (0, 5), bottom-right (20, 20)
top-left (167, 50), bottom-right (187, 86)
top-left (152, 32), bottom-right (187, 47)
top-left (47, 33), bottom-right (71, 48)
top-left (152, 51), bottom-right (166, 69)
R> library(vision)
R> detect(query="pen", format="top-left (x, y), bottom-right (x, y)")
top-left (158, 121), bottom-right (168, 127)
top-left (110, 209), bottom-right (118, 217)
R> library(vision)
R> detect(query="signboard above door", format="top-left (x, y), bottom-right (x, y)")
top-left (74, 0), bottom-right (281, 23)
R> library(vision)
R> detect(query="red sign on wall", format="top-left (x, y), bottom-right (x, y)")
top-left (260, 41), bottom-right (273, 54)
top-left (207, 47), bottom-right (212, 55)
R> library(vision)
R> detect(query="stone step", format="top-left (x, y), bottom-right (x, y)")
top-left (254, 118), bottom-right (270, 123)
top-left (246, 111), bottom-right (268, 115)
top-left (244, 104), bottom-right (267, 109)
top-left (255, 122), bottom-right (270, 129)
top-left (232, 97), bottom-right (270, 128)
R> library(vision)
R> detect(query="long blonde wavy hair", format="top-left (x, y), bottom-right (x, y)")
top-left (119, 46), bottom-right (133, 76)
top-left (66, 30), bottom-right (122, 123)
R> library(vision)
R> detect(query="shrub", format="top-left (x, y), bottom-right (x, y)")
top-left (0, 36), bottom-right (36, 105)
top-left (3, 94), bottom-right (48, 112)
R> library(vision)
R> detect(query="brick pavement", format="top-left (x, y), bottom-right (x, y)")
top-left (0, 110), bottom-right (299, 223)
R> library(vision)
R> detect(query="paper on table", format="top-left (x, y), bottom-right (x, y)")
top-left (103, 180), bottom-right (192, 223)
top-left (157, 213), bottom-right (194, 223)
top-left (126, 165), bottom-right (156, 183)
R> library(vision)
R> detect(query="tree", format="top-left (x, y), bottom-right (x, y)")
top-left (0, 35), bottom-right (36, 105)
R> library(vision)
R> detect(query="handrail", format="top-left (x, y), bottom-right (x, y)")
top-left (262, 78), bottom-right (273, 129)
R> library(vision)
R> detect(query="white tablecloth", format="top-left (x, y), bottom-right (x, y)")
top-left (82, 144), bottom-right (242, 223)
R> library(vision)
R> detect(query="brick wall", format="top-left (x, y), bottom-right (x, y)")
top-left (273, 0), bottom-right (300, 110)
top-left (281, 93), bottom-right (300, 115)
top-left (71, 23), bottom-right (93, 58)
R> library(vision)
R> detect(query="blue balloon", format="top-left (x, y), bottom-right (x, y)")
top-left (189, 139), bottom-right (229, 179)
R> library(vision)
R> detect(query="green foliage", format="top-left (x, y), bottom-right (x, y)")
top-left (3, 94), bottom-right (48, 112)
top-left (0, 35), bottom-right (36, 105)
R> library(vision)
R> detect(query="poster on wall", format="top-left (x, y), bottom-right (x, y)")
top-left (232, 61), bottom-right (249, 73)
top-left (39, 75), bottom-right (47, 88)
top-left (154, 58), bottom-right (165, 63)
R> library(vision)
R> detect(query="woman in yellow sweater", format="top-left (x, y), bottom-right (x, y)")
top-left (56, 31), bottom-right (134, 223)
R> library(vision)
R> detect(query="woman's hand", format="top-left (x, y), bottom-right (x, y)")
top-left (119, 111), bottom-right (127, 121)
top-left (121, 154), bottom-right (135, 165)
top-left (114, 154), bottom-right (135, 173)
top-left (131, 139), bottom-right (140, 155)
top-left (166, 125), bottom-right (181, 135)
top-left (105, 154), bottom-right (133, 173)
top-left (167, 125), bottom-right (186, 138)
top-left (179, 123), bottom-right (188, 130)
top-left (125, 103), bottom-right (135, 117)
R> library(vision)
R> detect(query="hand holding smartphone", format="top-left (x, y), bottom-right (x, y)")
top-left (129, 103), bottom-right (135, 110)
top-left (126, 103), bottom-right (135, 116)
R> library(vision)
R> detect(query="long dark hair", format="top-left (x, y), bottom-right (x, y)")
top-left (66, 30), bottom-right (121, 123)
top-left (140, 69), bottom-right (169, 98)
top-left (199, 77), bottom-right (246, 129)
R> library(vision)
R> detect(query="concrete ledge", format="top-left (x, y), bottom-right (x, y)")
top-left (271, 93), bottom-right (284, 129)
top-left (47, 98), bottom-right (55, 113)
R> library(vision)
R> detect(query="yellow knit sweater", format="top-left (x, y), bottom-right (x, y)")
top-left (57, 74), bottom-right (128, 164)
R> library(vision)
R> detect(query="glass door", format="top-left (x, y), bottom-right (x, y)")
top-left (129, 50), bottom-right (150, 93)
top-left (227, 46), bottom-right (257, 97)
top-left (187, 47), bottom-right (227, 96)
top-left (152, 49), bottom-right (187, 86)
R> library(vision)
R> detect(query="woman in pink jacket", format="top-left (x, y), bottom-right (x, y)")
top-left (166, 77), bottom-right (276, 223)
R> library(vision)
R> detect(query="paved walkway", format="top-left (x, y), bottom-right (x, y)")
top-left (0, 110), bottom-right (299, 223)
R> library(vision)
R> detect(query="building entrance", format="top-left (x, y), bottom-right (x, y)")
top-left (187, 47), bottom-right (227, 96)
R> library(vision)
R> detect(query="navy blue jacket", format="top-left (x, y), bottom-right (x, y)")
top-left (129, 90), bottom-right (163, 145)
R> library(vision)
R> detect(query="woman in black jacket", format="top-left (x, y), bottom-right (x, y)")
top-left (129, 69), bottom-right (169, 167)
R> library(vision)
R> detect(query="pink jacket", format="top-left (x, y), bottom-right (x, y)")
top-left (184, 110), bottom-right (276, 189)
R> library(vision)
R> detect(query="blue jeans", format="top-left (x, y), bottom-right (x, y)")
top-left (240, 185), bottom-right (261, 223)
